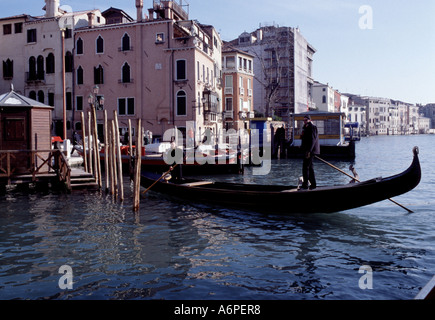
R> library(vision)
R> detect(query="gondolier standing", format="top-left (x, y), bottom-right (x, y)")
top-left (301, 115), bottom-right (320, 190)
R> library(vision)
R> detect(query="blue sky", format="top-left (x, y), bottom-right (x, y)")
top-left (2, 0), bottom-right (434, 104)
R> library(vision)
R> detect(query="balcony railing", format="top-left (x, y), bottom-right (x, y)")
top-left (25, 72), bottom-right (45, 83)
top-left (224, 87), bottom-right (233, 95)
top-left (118, 78), bottom-right (135, 84)
top-left (153, 0), bottom-right (189, 20)
top-left (224, 110), bottom-right (233, 118)
top-left (118, 46), bottom-right (134, 52)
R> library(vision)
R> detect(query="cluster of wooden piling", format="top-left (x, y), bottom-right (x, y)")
top-left (80, 110), bottom-right (143, 211)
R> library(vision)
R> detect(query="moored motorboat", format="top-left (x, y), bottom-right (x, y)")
top-left (288, 112), bottom-right (356, 159)
top-left (140, 147), bottom-right (421, 214)
top-left (78, 142), bottom-right (244, 175)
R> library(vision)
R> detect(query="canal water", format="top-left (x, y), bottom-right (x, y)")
top-left (0, 135), bottom-right (434, 300)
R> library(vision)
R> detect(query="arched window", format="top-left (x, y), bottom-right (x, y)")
top-left (77, 66), bottom-right (84, 85)
top-left (122, 33), bottom-right (130, 51)
top-left (37, 55), bottom-right (44, 80)
top-left (176, 91), bottom-right (187, 116)
top-left (3, 59), bottom-right (13, 79)
top-left (76, 37), bottom-right (83, 55)
top-left (65, 51), bottom-right (73, 73)
top-left (29, 91), bottom-right (36, 100)
top-left (122, 62), bottom-right (130, 83)
top-left (28, 56), bottom-right (36, 80)
top-left (46, 53), bottom-right (55, 74)
top-left (96, 35), bottom-right (104, 54)
top-left (94, 65), bottom-right (104, 84)
top-left (37, 90), bottom-right (44, 103)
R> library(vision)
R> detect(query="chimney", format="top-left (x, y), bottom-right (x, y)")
top-left (256, 29), bottom-right (263, 42)
top-left (87, 12), bottom-right (95, 27)
top-left (45, 0), bottom-right (60, 18)
top-left (136, 0), bottom-right (144, 22)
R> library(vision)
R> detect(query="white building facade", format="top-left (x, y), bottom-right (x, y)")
top-left (228, 25), bottom-right (316, 123)
top-left (312, 81), bottom-right (335, 113)
top-left (0, 0), bottom-right (105, 138)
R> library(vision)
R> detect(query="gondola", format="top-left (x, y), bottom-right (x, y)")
top-left (140, 147), bottom-right (421, 214)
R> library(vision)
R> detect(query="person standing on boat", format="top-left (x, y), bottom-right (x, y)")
top-left (301, 115), bottom-right (320, 190)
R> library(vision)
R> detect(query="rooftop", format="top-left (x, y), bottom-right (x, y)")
top-left (0, 86), bottom-right (53, 109)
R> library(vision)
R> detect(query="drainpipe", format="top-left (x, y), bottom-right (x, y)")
top-left (71, 18), bottom-right (76, 133)
top-left (168, 21), bottom-right (175, 126)
top-left (61, 28), bottom-right (67, 140)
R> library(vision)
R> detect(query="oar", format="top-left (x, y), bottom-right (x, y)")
top-left (314, 155), bottom-right (414, 213)
top-left (142, 164), bottom-right (178, 195)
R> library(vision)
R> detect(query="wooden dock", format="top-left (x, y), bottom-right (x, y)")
top-left (69, 168), bottom-right (99, 190)
top-left (0, 149), bottom-right (98, 192)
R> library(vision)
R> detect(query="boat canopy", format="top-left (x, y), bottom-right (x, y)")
top-left (345, 122), bottom-right (359, 128)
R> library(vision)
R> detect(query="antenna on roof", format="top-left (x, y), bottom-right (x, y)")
top-left (10, 83), bottom-right (14, 92)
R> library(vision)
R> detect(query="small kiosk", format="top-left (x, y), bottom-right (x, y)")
top-left (0, 86), bottom-right (54, 174)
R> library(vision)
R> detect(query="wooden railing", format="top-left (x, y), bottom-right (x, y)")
top-left (0, 149), bottom-right (71, 189)
top-left (54, 150), bottom-right (71, 190)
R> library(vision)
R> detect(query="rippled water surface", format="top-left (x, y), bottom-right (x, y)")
top-left (0, 135), bottom-right (434, 300)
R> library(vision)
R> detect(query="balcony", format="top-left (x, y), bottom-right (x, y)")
top-left (25, 72), bottom-right (45, 84)
top-left (224, 87), bottom-right (233, 95)
top-left (118, 78), bottom-right (135, 84)
top-left (118, 46), bottom-right (134, 52)
top-left (202, 89), bottom-right (220, 123)
top-left (224, 110), bottom-right (233, 119)
top-left (153, 0), bottom-right (189, 21)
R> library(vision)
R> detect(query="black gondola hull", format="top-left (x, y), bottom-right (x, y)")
top-left (141, 148), bottom-right (421, 214)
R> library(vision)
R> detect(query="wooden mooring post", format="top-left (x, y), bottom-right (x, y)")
top-left (110, 120), bottom-right (117, 196)
top-left (87, 111), bottom-right (93, 175)
top-left (128, 119), bottom-right (133, 177)
top-left (104, 118), bottom-right (124, 201)
top-left (91, 106), bottom-right (102, 189)
top-left (113, 111), bottom-right (124, 202)
top-left (133, 119), bottom-right (142, 212)
top-left (80, 112), bottom-right (88, 173)
top-left (103, 110), bottom-right (109, 193)
top-left (78, 111), bottom-right (143, 210)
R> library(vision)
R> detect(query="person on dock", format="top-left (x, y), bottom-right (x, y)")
top-left (273, 125), bottom-right (286, 159)
top-left (71, 131), bottom-right (81, 155)
top-left (300, 115), bottom-right (320, 190)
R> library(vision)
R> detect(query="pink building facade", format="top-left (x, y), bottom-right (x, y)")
top-left (222, 44), bottom-right (254, 131)
top-left (0, 0), bottom-right (105, 139)
top-left (73, 1), bottom-right (224, 146)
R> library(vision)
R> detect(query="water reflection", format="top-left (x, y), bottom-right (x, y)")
top-left (1, 135), bottom-right (434, 300)
top-left (0, 187), bottom-right (212, 299)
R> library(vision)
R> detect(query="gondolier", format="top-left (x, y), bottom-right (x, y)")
top-left (300, 115), bottom-right (320, 190)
